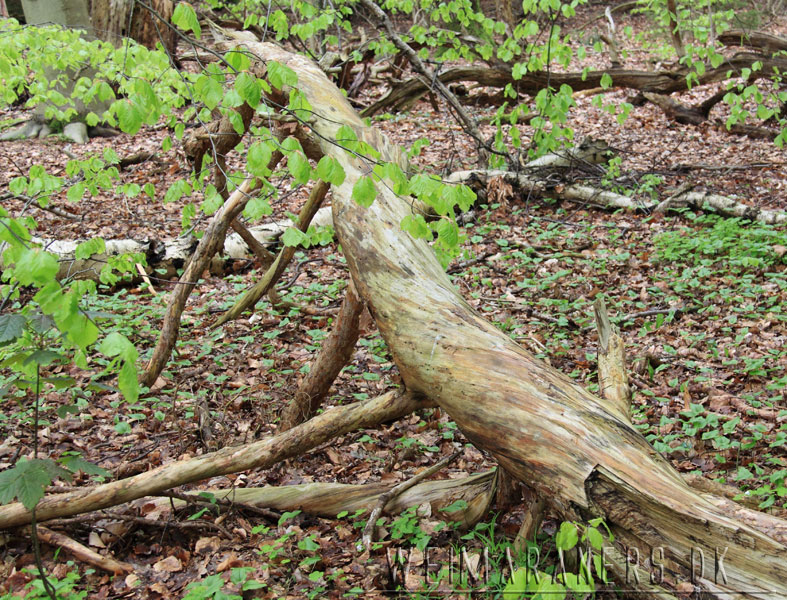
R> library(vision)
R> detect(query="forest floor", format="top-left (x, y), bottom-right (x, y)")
top-left (1, 3), bottom-right (787, 599)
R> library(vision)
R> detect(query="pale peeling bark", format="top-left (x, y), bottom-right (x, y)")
top-left (448, 169), bottom-right (787, 225)
top-left (161, 471), bottom-right (495, 527)
top-left (235, 42), bottom-right (787, 599)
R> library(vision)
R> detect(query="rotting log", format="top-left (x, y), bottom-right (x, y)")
top-left (234, 42), bottom-right (787, 598)
top-left (447, 169), bottom-right (787, 225)
top-left (1, 207), bottom-right (334, 282)
top-left (362, 52), bottom-right (787, 116)
top-left (719, 29), bottom-right (787, 55)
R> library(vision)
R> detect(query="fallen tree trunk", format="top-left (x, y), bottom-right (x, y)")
top-left (719, 29), bottom-right (787, 55)
top-left (640, 91), bottom-right (781, 140)
top-left (3, 208), bottom-right (334, 282)
top-left (6, 42), bottom-right (786, 599)
top-left (447, 169), bottom-right (787, 225)
top-left (242, 43), bottom-right (787, 598)
top-left (362, 52), bottom-right (787, 116)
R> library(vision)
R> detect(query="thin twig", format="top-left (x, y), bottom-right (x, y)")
top-left (362, 450), bottom-right (462, 548)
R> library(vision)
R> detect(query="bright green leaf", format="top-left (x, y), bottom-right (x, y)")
top-left (351, 176), bottom-right (376, 207)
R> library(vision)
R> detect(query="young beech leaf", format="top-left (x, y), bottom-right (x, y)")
top-left (0, 458), bottom-right (72, 510)
top-left (351, 176), bottom-right (376, 207)
top-left (23, 349), bottom-right (64, 367)
top-left (118, 360), bottom-right (139, 403)
top-left (247, 141), bottom-right (273, 176)
top-left (100, 332), bottom-right (138, 363)
top-left (287, 152), bottom-right (311, 184)
top-left (281, 227), bottom-right (310, 248)
top-left (555, 522), bottom-right (579, 551)
top-left (14, 248), bottom-right (59, 287)
top-left (58, 455), bottom-right (112, 479)
top-left (74, 238), bottom-right (105, 260)
top-left (316, 156), bottom-right (346, 186)
top-left (235, 72), bottom-right (261, 108)
top-left (267, 61), bottom-right (297, 90)
top-left (0, 314), bottom-right (25, 343)
top-left (172, 2), bottom-right (201, 38)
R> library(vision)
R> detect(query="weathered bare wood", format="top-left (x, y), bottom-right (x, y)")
top-left (0, 208), bottom-right (333, 284)
top-left (0, 391), bottom-right (429, 528)
top-left (157, 471), bottom-right (495, 526)
top-left (448, 168), bottom-right (787, 225)
top-left (280, 281), bottom-right (365, 430)
top-left (362, 449), bottom-right (462, 547)
top-left (594, 297), bottom-right (631, 421)
top-left (236, 42), bottom-right (787, 598)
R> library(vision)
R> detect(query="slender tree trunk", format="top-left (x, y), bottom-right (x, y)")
top-left (666, 0), bottom-right (685, 58)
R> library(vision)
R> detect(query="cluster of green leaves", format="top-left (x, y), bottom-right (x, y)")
top-left (376, 0), bottom-right (587, 164)
top-left (0, 21), bottom-right (180, 513)
top-left (654, 214), bottom-right (787, 269)
top-left (181, 569), bottom-right (266, 600)
top-left (0, 20), bottom-right (187, 128)
top-left (504, 520), bottom-right (612, 600)
top-left (633, 1), bottom-right (787, 145)
top-left (634, 0), bottom-right (737, 49)
top-left (0, 564), bottom-right (90, 600)
top-left (0, 199), bottom-right (139, 505)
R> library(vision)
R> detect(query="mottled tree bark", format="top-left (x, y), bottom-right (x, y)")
top-left (237, 42), bottom-right (787, 599)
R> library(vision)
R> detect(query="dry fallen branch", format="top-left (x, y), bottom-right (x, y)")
top-left (0, 391), bottom-right (430, 528)
top-left (36, 526), bottom-right (132, 575)
top-left (141, 170), bottom-right (282, 387)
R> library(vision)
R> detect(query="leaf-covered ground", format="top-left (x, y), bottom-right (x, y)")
top-left (1, 4), bottom-right (787, 599)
